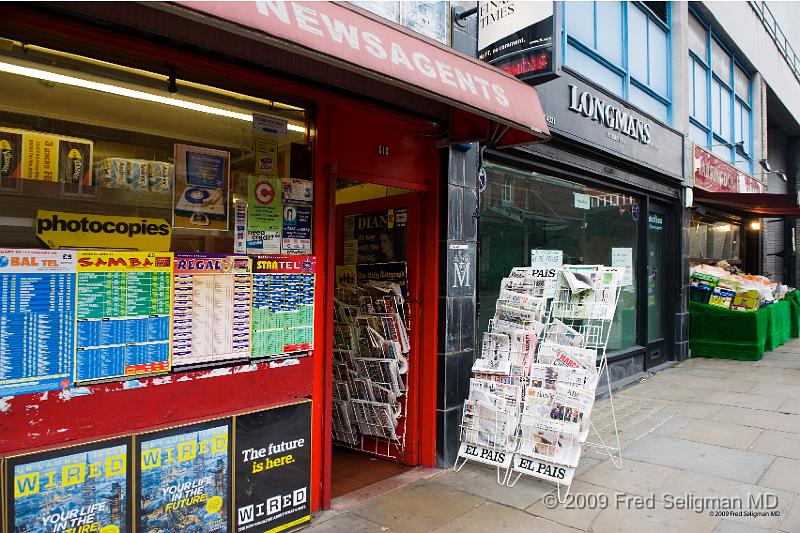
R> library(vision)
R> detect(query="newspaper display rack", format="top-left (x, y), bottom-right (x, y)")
top-left (331, 275), bottom-right (411, 459)
top-left (456, 262), bottom-right (624, 500)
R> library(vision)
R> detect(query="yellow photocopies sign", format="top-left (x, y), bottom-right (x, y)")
top-left (36, 209), bottom-right (172, 250)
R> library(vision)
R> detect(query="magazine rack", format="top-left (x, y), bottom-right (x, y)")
top-left (507, 272), bottom-right (623, 501)
top-left (455, 265), bottom-right (624, 502)
top-left (331, 281), bottom-right (410, 461)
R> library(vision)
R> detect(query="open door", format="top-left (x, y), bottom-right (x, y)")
top-left (329, 187), bottom-right (424, 498)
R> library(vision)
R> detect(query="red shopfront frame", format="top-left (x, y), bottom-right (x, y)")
top-left (0, 5), bottom-right (441, 513)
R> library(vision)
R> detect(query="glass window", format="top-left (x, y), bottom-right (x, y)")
top-left (596, 1), bottom-right (623, 66)
top-left (502, 176), bottom-right (513, 204)
top-left (711, 39), bottom-right (732, 85)
top-left (565, 1), bottom-right (670, 121)
top-left (735, 99), bottom-right (751, 155)
top-left (688, 13), bottom-right (708, 58)
top-left (629, 6), bottom-right (648, 82)
top-left (648, 24), bottom-right (668, 95)
top-left (479, 162), bottom-right (639, 352)
top-left (689, 123), bottom-right (709, 147)
top-left (567, 44), bottom-right (624, 96)
top-left (711, 79), bottom-right (731, 141)
top-left (692, 59), bottom-right (708, 124)
top-left (690, 213), bottom-right (741, 263)
top-left (734, 63), bottom-right (750, 100)
top-left (566, 1), bottom-right (595, 46)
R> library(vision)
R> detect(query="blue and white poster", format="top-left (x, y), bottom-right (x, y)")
top-left (137, 421), bottom-right (231, 532)
top-left (281, 203), bottom-right (312, 254)
top-left (0, 248), bottom-right (76, 397)
top-left (6, 438), bottom-right (131, 533)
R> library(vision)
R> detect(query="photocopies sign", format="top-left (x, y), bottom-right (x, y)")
top-left (478, 1), bottom-right (558, 81)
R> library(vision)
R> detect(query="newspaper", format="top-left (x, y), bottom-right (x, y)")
top-left (537, 341), bottom-right (598, 372)
top-left (522, 382), bottom-right (595, 428)
top-left (528, 362), bottom-right (595, 390)
top-left (518, 415), bottom-right (582, 467)
top-left (545, 318), bottom-right (585, 347)
top-left (461, 377), bottom-right (522, 449)
top-left (473, 332), bottom-right (512, 375)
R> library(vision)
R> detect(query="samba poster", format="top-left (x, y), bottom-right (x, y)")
top-left (136, 420), bottom-right (232, 532)
top-left (5, 438), bottom-right (131, 533)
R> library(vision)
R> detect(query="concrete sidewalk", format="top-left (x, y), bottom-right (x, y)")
top-left (308, 343), bottom-right (800, 532)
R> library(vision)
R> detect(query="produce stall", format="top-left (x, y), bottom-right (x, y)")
top-left (689, 262), bottom-right (798, 360)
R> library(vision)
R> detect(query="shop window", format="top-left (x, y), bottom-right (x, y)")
top-left (690, 213), bottom-right (741, 264)
top-left (0, 40), bottom-right (314, 387)
top-left (687, 10), bottom-right (752, 173)
top-left (479, 162), bottom-right (640, 353)
top-left (564, 1), bottom-right (671, 123)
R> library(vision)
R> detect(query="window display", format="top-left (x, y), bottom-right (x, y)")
top-left (0, 40), bottom-right (316, 396)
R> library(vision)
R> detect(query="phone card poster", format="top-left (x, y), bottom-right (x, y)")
top-left (251, 255), bottom-right (316, 358)
top-left (0, 249), bottom-right (76, 396)
top-left (137, 421), bottom-right (231, 532)
top-left (173, 255), bottom-right (252, 366)
top-left (5, 438), bottom-right (131, 533)
top-left (74, 251), bottom-right (173, 382)
top-left (234, 402), bottom-right (311, 533)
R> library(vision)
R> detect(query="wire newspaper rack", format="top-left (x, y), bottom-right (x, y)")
top-left (455, 264), bottom-right (624, 501)
top-left (331, 280), bottom-right (410, 461)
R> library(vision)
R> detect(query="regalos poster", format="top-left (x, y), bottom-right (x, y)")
top-left (6, 439), bottom-right (131, 533)
top-left (137, 421), bottom-right (231, 532)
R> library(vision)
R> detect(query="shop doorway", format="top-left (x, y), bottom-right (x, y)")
top-left (645, 202), bottom-right (673, 368)
top-left (329, 184), bottom-right (423, 498)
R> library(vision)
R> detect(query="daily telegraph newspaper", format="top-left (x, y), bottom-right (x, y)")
top-left (518, 415), bottom-right (582, 467)
top-left (537, 341), bottom-right (598, 372)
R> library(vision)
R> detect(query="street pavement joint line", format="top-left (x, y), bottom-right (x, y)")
top-left (630, 414), bottom-right (675, 443)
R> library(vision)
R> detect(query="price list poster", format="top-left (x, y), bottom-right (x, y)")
top-left (172, 254), bottom-right (252, 367)
top-left (251, 255), bottom-right (316, 358)
top-left (0, 249), bottom-right (76, 396)
top-left (74, 251), bottom-right (173, 382)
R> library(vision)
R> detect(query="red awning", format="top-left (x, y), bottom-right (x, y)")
top-left (694, 189), bottom-right (800, 217)
top-left (174, 1), bottom-right (550, 148)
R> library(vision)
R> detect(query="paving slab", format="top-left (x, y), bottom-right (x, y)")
top-left (712, 519), bottom-right (774, 532)
top-left (657, 468), bottom-right (794, 529)
top-left (671, 418), bottom-right (764, 450)
top-left (754, 358), bottom-right (800, 370)
top-left (431, 462), bottom-right (552, 510)
top-left (748, 430), bottom-right (800, 461)
top-left (351, 480), bottom-right (484, 533)
top-left (431, 501), bottom-right (582, 532)
top-left (577, 457), bottom-right (681, 497)
top-left (778, 495), bottom-right (800, 533)
top-left (666, 400), bottom-right (725, 420)
top-left (622, 434), bottom-right (775, 484)
top-left (653, 366), bottom-right (736, 379)
top-left (779, 399), bottom-right (800, 415)
top-left (525, 480), bottom-right (606, 530)
top-left (704, 391), bottom-right (786, 411)
top-left (616, 382), bottom-right (713, 402)
top-left (589, 494), bottom-right (720, 533)
top-left (758, 457), bottom-right (800, 494)
top-left (304, 512), bottom-right (387, 532)
top-left (714, 405), bottom-right (800, 434)
top-left (749, 382), bottom-right (800, 400)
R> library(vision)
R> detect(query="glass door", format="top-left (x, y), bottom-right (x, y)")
top-left (645, 202), bottom-right (673, 368)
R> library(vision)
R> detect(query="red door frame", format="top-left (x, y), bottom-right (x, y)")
top-left (3, 5), bottom-right (441, 515)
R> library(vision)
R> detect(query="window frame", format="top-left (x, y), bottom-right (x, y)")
top-left (687, 8), bottom-right (753, 173)
top-left (563, 1), bottom-right (672, 123)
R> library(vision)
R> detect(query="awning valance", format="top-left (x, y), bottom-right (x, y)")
top-left (694, 189), bottom-right (800, 217)
top-left (174, 1), bottom-right (550, 148)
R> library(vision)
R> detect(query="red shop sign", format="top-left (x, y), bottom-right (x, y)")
top-left (693, 145), bottom-right (763, 194)
top-left (175, 1), bottom-right (550, 141)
